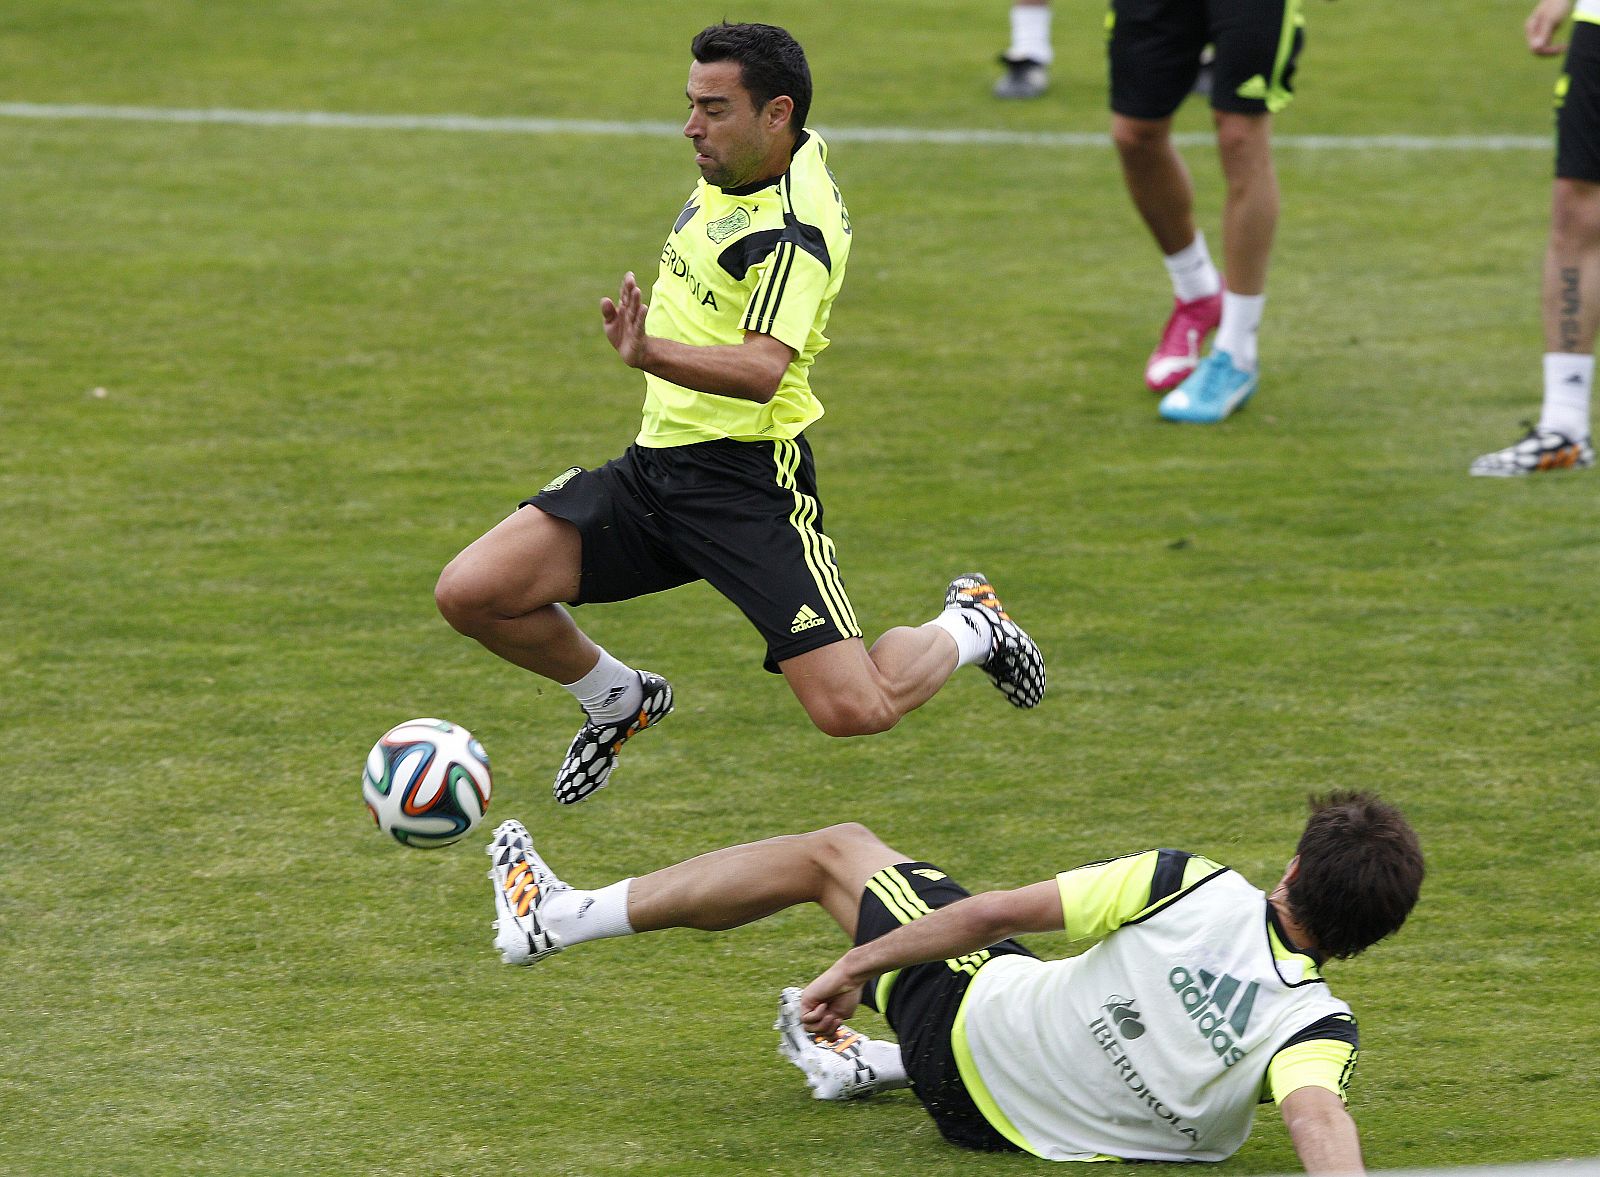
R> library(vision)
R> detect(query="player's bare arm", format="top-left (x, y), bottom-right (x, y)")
top-left (799, 879), bottom-right (1065, 1036)
top-left (600, 269), bottom-right (794, 402)
top-left (1527, 0), bottom-right (1576, 53)
top-left (1281, 1086), bottom-right (1365, 1175)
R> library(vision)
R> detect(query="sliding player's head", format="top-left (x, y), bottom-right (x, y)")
top-left (1287, 791), bottom-right (1424, 959)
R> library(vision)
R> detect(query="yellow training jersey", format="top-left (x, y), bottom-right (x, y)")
top-left (637, 130), bottom-right (852, 447)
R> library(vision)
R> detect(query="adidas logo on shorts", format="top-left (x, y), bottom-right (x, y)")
top-left (790, 604), bottom-right (827, 634)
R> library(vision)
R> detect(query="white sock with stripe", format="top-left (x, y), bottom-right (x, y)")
top-left (1215, 291), bottom-right (1266, 370)
top-left (928, 608), bottom-right (993, 668)
top-left (539, 878), bottom-right (635, 945)
top-left (562, 647), bottom-right (642, 723)
top-left (858, 1040), bottom-right (911, 1090)
top-left (1163, 233), bottom-right (1222, 303)
top-left (1540, 353), bottom-right (1594, 439)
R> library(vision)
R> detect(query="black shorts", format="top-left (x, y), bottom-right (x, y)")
top-left (1110, 0), bottom-right (1306, 119)
top-left (855, 863), bottom-right (1036, 1153)
top-left (522, 436), bottom-right (863, 672)
top-left (1557, 21), bottom-right (1600, 182)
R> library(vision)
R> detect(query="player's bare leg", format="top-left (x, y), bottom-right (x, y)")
top-left (1111, 113), bottom-right (1198, 255)
top-left (488, 819), bottom-right (904, 959)
top-left (629, 821), bottom-right (908, 935)
top-left (1542, 177), bottom-right (1600, 354)
top-left (1214, 110), bottom-right (1277, 301)
top-left (1473, 177), bottom-right (1600, 474)
top-left (436, 507), bottom-right (673, 803)
top-left (486, 819), bottom-right (915, 1097)
top-left (1114, 114), bottom-right (1225, 391)
top-left (780, 573), bottom-right (1046, 738)
top-left (779, 632), bottom-right (956, 738)
top-left (1160, 111), bottom-right (1276, 423)
top-left (434, 506), bottom-right (595, 682)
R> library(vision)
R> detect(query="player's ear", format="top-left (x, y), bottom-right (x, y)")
top-left (765, 94), bottom-right (794, 134)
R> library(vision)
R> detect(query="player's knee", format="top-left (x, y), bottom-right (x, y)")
top-left (434, 561), bottom-right (493, 634)
top-left (807, 695), bottom-right (899, 738)
top-left (802, 822), bottom-right (889, 870)
top-left (1112, 117), bottom-right (1168, 157)
top-left (814, 822), bottom-right (883, 854)
top-left (1552, 179), bottom-right (1600, 245)
top-left (1214, 116), bottom-right (1272, 172)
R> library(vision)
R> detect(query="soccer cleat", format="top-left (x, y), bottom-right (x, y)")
top-left (993, 56), bottom-right (1049, 99)
top-left (1145, 292), bottom-right (1223, 392)
top-left (945, 573), bottom-right (1046, 709)
top-left (1159, 348), bottom-right (1258, 423)
top-left (552, 671), bottom-right (674, 805)
top-left (486, 819), bottom-right (568, 965)
top-left (775, 987), bottom-right (882, 1101)
top-left (1469, 423), bottom-right (1594, 477)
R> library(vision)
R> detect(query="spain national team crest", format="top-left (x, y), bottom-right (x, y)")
top-left (540, 466), bottom-right (582, 494)
top-left (706, 207), bottom-right (751, 244)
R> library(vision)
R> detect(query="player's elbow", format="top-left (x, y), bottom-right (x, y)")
top-left (961, 891), bottom-right (1027, 944)
top-left (746, 366), bottom-right (784, 403)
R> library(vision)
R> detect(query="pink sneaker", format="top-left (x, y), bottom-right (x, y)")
top-left (1145, 293), bottom-right (1222, 392)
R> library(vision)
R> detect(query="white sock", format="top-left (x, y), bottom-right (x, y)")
top-left (562, 648), bottom-right (642, 723)
top-left (541, 878), bottom-right (635, 946)
top-left (928, 608), bottom-right (992, 669)
top-left (1215, 291), bottom-right (1266, 370)
top-left (1163, 233), bottom-right (1222, 303)
top-left (1540, 353), bottom-right (1594, 439)
top-left (860, 1039), bottom-right (911, 1091)
top-left (1007, 3), bottom-right (1053, 64)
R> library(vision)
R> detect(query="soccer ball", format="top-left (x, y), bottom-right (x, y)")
top-left (362, 719), bottom-right (492, 848)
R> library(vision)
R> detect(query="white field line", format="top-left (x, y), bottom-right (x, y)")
top-left (0, 101), bottom-right (1550, 151)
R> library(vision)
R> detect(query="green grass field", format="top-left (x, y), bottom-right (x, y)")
top-left (3, 2), bottom-right (1598, 1174)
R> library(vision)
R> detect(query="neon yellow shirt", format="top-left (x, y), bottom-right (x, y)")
top-left (636, 130), bottom-right (851, 447)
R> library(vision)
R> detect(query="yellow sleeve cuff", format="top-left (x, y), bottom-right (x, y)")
top-left (1268, 1039), bottom-right (1356, 1106)
top-left (1056, 851), bottom-right (1162, 941)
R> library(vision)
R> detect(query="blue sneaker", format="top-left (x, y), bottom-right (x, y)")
top-left (1158, 349), bottom-right (1258, 423)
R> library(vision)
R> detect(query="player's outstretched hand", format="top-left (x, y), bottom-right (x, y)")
top-left (600, 271), bottom-right (651, 368)
top-left (1526, 0), bottom-right (1574, 54)
top-left (799, 960), bottom-right (862, 1038)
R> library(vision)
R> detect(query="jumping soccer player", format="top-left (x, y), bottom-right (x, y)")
top-left (1472, 0), bottom-right (1599, 475)
top-left (435, 22), bottom-right (1045, 804)
top-left (485, 791), bottom-right (1423, 1170)
top-left (1109, 0), bottom-right (1311, 423)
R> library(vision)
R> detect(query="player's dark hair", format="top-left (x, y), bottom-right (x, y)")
top-left (1286, 791), bottom-right (1423, 960)
top-left (691, 22), bottom-right (812, 133)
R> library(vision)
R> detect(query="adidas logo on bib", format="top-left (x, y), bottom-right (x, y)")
top-left (790, 604), bottom-right (827, 634)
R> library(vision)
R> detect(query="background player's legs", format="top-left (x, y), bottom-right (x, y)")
top-left (434, 506), bottom-right (595, 682)
top-left (1157, 111), bottom-right (1277, 421)
top-left (1471, 180), bottom-right (1600, 475)
top-left (1114, 114), bottom-right (1226, 391)
top-left (1212, 109), bottom-right (1277, 367)
top-left (1112, 114), bottom-right (1199, 255)
top-left (995, 0), bottom-right (1053, 99)
top-left (1537, 177), bottom-right (1600, 439)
